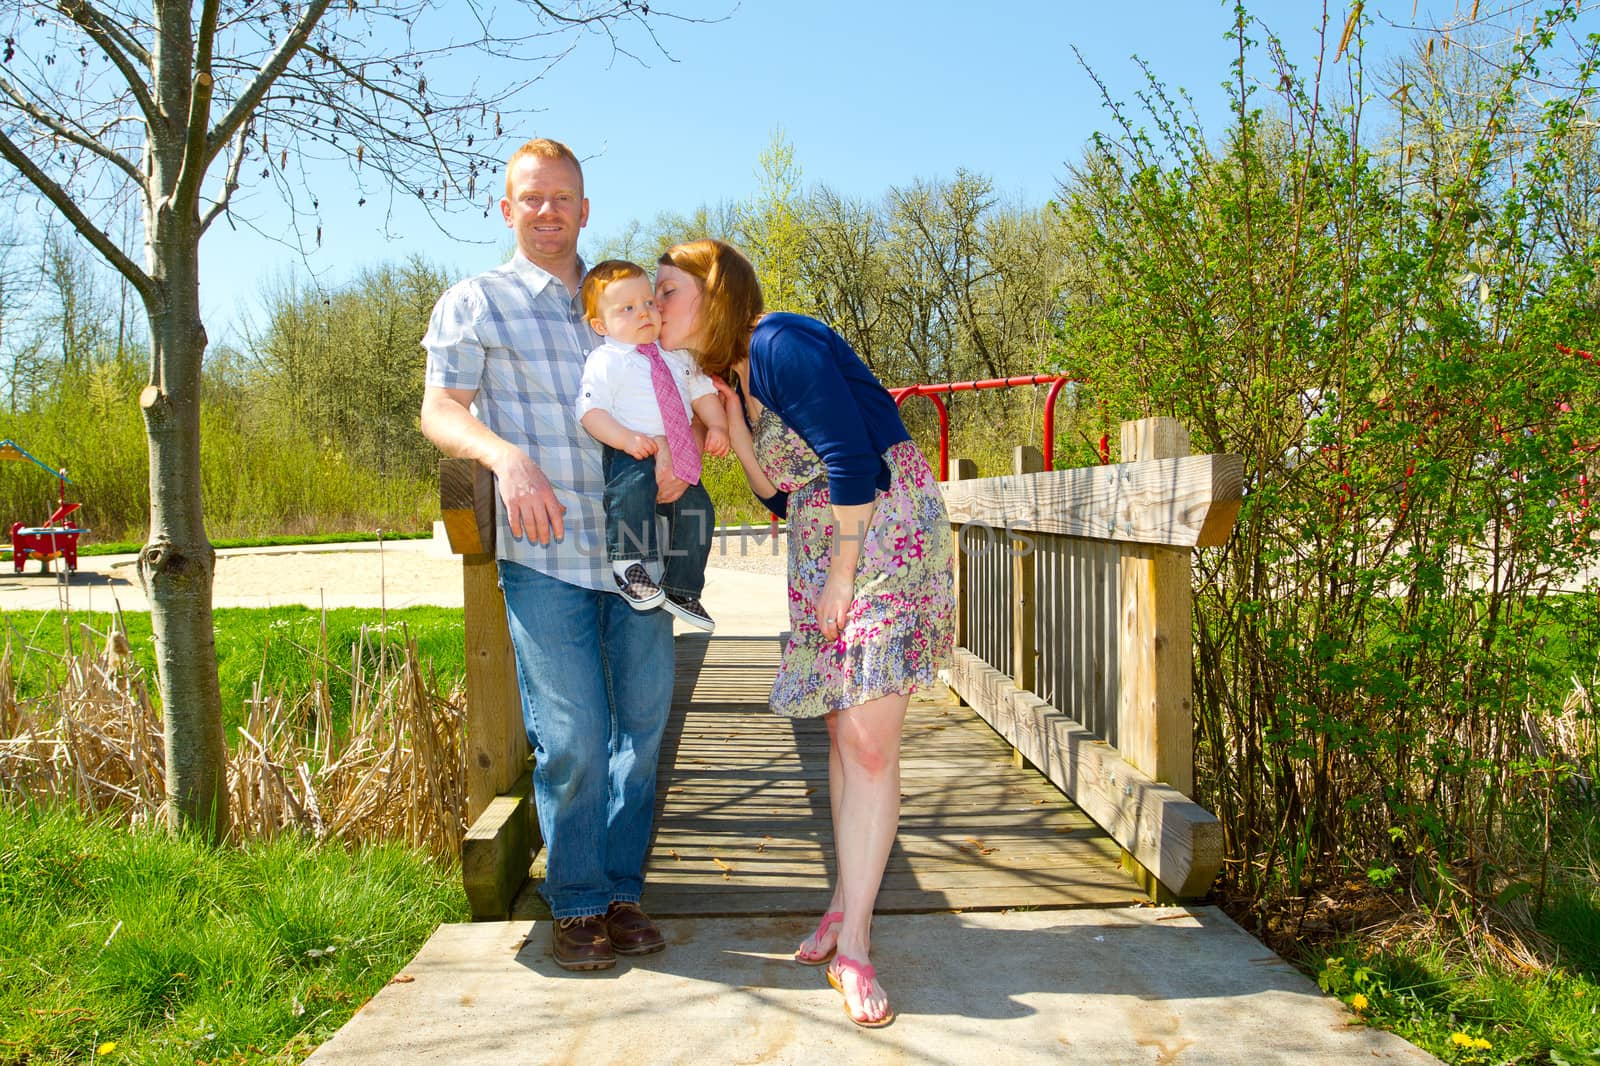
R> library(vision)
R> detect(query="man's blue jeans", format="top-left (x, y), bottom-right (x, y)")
top-left (497, 560), bottom-right (674, 919)
top-left (602, 447), bottom-right (714, 598)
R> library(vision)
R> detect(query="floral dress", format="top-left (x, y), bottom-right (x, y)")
top-left (751, 407), bottom-right (956, 717)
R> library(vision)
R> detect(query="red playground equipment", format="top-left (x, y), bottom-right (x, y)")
top-left (1, 439), bottom-right (89, 574)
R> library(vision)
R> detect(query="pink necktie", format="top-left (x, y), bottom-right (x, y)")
top-left (641, 341), bottom-right (701, 484)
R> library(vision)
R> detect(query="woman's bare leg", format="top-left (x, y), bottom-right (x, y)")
top-left (828, 690), bottom-right (909, 1023)
top-left (795, 726), bottom-right (847, 960)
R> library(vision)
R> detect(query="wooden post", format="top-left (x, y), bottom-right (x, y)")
top-left (1011, 446), bottom-right (1042, 693)
top-left (1117, 417), bottom-right (1195, 901)
top-left (1012, 445), bottom-right (1044, 473)
top-left (1115, 419), bottom-right (1194, 798)
top-left (1011, 446), bottom-right (1043, 770)
top-left (440, 458), bottom-right (537, 919)
top-left (949, 457), bottom-right (977, 651)
top-left (440, 458), bottom-right (529, 822)
top-left (1121, 417), bottom-right (1190, 464)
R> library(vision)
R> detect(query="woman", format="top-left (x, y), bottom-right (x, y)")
top-left (655, 239), bottom-right (954, 1029)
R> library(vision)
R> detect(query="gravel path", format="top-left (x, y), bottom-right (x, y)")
top-left (2, 533), bottom-right (791, 615)
top-left (706, 529), bottom-right (788, 576)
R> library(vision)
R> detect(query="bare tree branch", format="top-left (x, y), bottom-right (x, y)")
top-left (205, 0), bottom-right (335, 163)
top-left (56, 0), bottom-right (159, 127)
top-left (61, 0), bottom-right (153, 67)
top-left (0, 73), bottom-right (144, 183)
top-left (0, 126), bottom-right (156, 303)
top-left (172, 71), bottom-right (216, 216)
top-left (195, 0), bottom-right (220, 81)
top-left (199, 120), bottom-right (249, 233)
top-left (172, 0), bottom-right (221, 214)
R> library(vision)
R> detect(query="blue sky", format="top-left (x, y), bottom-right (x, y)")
top-left (191, 1), bottom-right (1554, 337)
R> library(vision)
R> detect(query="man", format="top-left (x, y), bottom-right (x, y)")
top-left (420, 138), bottom-right (684, 971)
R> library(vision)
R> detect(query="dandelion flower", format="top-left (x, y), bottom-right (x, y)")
top-left (1450, 1033), bottom-right (1475, 1047)
top-left (1471, 1038), bottom-right (1492, 1050)
top-left (97, 1043), bottom-right (116, 1056)
top-left (1350, 993), bottom-right (1369, 1011)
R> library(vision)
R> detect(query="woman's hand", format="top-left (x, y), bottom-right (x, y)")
top-left (816, 571), bottom-right (853, 642)
top-left (711, 377), bottom-right (750, 449)
top-left (819, 501), bottom-right (874, 640)
top-left (709, 374), bottom-right (781, 500)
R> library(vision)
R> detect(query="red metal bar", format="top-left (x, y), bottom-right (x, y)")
top-left (1043, 377), bottom-right (1070, 471)
top-left (898, 373), bottom-right (1067, 395)
top-left (892, 374), bottom-right (1078, 479)
top-left (892, 389), bottom-right (950, 480)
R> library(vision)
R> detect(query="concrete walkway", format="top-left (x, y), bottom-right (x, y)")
top-left (306, 908), bottom-right (1439, 1065)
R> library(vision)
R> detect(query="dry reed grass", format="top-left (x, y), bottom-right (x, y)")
top-left (0, 618), bottom-right (467, 862)
top-left (1550, 676), bottom-right (1599, 799)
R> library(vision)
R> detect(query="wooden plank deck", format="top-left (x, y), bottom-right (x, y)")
top-left (512, 634), bottom-right (1142, 919)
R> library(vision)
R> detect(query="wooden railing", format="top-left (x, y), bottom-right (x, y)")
top-left (439, 458), bottom-right (537, 920)
top-left (939, 417), bottom-right (1243, 899)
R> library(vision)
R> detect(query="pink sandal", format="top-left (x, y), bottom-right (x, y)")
top-left (793, 910), bottom-right (843, 966)
top-left (827, 954), bottom-right (895, 1029)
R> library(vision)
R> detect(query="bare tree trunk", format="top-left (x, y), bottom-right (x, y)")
top-left (139, 0), bottom-right (229, 836)
top-left (139, 217), bottom-right (227, 838)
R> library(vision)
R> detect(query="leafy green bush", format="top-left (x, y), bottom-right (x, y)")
top-left (1055, 4), bottom-right (1600, 910)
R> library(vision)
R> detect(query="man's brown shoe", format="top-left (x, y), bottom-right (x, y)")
top-left (552, 915), bottom-right (616, 971)
top-left (604, 901), bottom-right (665, 956)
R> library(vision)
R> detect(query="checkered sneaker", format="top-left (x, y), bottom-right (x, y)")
top-left (663, 593), bottom-right (715, 632)
top-left (614, 562), bottom-right (665, 610)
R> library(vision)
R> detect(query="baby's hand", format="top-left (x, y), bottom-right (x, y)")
top-left (626, 434), bottom-right (658, 461)
top-left (703, 425), bottom-right (730, 457)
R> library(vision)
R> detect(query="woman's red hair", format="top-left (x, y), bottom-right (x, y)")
top-left (658, 239), bottom-right (764, 377)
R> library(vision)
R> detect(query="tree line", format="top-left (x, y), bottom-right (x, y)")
top-left (598, 134), bottom-right (1068, 395)
top-left (1, 133), bottom-right (1076, 542)
top-left (0, 249), bottom-right (446, 542)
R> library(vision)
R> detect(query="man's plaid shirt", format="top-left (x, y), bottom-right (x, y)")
top-left (423, 253), bottom-right (609, 591)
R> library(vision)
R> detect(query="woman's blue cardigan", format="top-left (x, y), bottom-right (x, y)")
top-left (746, 312), bottom-right (911, 519)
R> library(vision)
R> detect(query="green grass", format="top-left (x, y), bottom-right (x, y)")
top-left (3, 607), bottom-right (467, 735)
top-left (702, 453), bottom-right (774, 528)
top-left (74, 531), bottom-right (434, 558)
top-left (1531, 594), bottom-right (1600, 682)
top-left (0, 803), bottom-right (467, 1065)
top-left (1313, 809), bottom-right (1600, 1065)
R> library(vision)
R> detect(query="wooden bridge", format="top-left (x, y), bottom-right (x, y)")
top-left (439, 416), bottom-right (1243, 921)
top-left (306, 419), bottom-right (1445, 1064)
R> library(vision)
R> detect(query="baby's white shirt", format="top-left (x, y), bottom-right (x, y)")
top-left (575, 338), bottom-right (715, 437)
